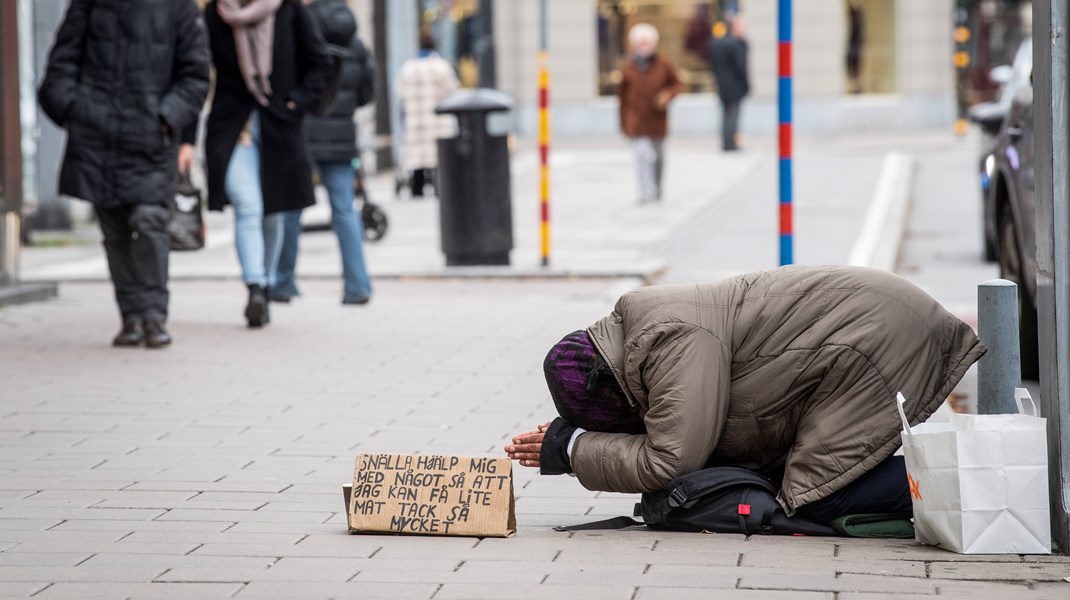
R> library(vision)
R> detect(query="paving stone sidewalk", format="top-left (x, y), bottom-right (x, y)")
top-left (3, 132), bottom-right (1068, 599)
top-left (3, 277), bottom-right (1068, 600)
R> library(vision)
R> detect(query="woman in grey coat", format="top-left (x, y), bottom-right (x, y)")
top-left (506, 265), bottom-right (985, 521)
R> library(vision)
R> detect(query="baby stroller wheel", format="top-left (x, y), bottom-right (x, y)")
top-left (361, 202), bottom-right (388, 242)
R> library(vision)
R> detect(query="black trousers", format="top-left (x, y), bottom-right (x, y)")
top-left (795, 455), bottom-right (912, 522)
top-left (95, 204), bottom-right (171, 322)
top-left (411, 168), bottom-right (434, 197)
top-left (720, 99), bottom-right (742, 151)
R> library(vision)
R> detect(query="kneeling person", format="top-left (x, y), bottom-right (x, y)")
top-left (506, 265), bottom-right (985, 522)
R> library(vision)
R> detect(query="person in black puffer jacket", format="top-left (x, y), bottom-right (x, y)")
top-left (274, 0), bottom-right (376, 305)
top-left (38, 0), bottom-right (210, 349)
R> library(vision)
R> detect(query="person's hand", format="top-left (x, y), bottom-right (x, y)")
top-left (177, 144), bottom-right (195, 174)
top-left (505, 421), bottom-right (551, 468)
top-left (655, 90), bottom-right (673, 110)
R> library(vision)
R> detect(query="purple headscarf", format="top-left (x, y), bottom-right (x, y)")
top-left (543, 330), bottom-right (645, 434)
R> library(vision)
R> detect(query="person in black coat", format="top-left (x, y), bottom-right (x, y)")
top-left (192, 0), bottom-right (333, 327)
top-left (273, 0), bottom-right (376, 305)
top-left (38, 0), bottom-right (210, 349)
top-left (707, 16), bottom-right (750, 152)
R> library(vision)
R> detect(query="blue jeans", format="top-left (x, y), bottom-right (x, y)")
top-left (225, 112), bottom-right (282, 288)
top-left (275, 160), bottom-right (372, 300)
top-left (633, 137), bottom-right (664, 203)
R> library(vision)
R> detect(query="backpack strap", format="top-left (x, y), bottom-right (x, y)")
top-left (553, 516), bottom-right (644, 532)
top-left (760, 505), bottom-right (779, 535)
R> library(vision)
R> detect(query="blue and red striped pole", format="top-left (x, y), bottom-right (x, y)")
top-left (777, 0), bottom-right (793, 266)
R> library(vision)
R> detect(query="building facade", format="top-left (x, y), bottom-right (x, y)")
top-left (482, 0), bottom-right (957, 137)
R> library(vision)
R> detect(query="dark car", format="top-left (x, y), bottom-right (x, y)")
top-left (986, 58), bottom-right (1039, 380)
top-left (969, 37), bottom-right (1032, 262)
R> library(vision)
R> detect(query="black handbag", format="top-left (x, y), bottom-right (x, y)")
top-left (168, 171), bottom-right (205, 251)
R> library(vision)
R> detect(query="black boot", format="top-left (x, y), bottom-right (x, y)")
top-left (245, 284), bottom-right (270, 328)
top-left (143, 319), bottom-right (172, 349)
top-left (112, 316), bottom-right (144, 347)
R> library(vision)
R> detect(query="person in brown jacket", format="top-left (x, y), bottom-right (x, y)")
top-left (618, 24), bottom-right (683, 204)
top-left (506, 266), bottom-right (986, 522)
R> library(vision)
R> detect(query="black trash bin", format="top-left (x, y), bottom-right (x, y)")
top-left (434, 89), bottom-right (514, 266)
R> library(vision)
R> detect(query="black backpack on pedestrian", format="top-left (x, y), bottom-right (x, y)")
top-left (555, 466), bottom-right (837, 536)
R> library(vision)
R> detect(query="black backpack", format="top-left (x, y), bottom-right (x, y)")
top-left (556, 466), bottom-right (837, 536)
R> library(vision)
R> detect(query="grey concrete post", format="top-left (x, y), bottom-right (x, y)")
top-left (977, 279), bottom-right (1022, 414)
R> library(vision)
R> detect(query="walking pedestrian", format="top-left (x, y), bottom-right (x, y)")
top-left (506, 266), bottom-right (985, 522)
top-left (196, 0), bottom-right (333, 327)
top-left (397, 31), bottom-right (459, 198)
top-left (707, 15), bottom-right (750, 151)
top-left (38, 0), bottom-right (210, 348)
top-left (846, 1), bottom-right (865, 94)
top-left (618, 24), bottom-right (682, 205)
top-left (273, 0), bottom-right (376, 306)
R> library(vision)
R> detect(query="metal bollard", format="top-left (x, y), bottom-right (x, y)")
top-left (977, 279), bottom-right (1022, 414)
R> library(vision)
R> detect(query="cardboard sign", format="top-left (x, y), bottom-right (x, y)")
top-left (344, 452), bottom-right (516, 538)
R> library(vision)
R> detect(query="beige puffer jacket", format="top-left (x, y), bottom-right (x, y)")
top-left (574, 265), bottom-right (985, 515)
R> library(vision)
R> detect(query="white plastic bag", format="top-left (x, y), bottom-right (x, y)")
top-left (896, 389), bottom-right (1051, 554)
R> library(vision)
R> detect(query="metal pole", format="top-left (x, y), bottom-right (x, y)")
top-left (952, 4), bottom-right (970, 136)
top-left (537, 0), bottom-right (550, 267)
top-left (476, 0), bottom-right (496, 89)
top-left (372, 0), bottom-right (393, 171)
top-left (28, 0), bottom-right (69, 231)
top-left (777, 0), bottom-right (793, 266)
top-left (977, 279), bottom-right (1022, 414)
top-left (1032, 0), bottom-right (1070, 552)
top-left (386, 0), bottom-right (419, 178)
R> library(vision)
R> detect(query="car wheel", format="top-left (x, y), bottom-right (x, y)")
top-left (998, 210), bottom-right (1041, 380)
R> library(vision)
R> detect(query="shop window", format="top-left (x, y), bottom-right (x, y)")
top-left (597, 1), bottom-right (734, 96)
top-left (419, 0), bottom-right (485, 88)
top-left (844, 0), bottom-right (898, 94)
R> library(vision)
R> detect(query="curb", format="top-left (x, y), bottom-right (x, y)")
top-left (847, 152), bottom-right (916, 271)
top-left (0, 281), bottom-right (58, 307)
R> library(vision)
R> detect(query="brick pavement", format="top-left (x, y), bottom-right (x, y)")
top-left (3, 132), bottom-right (1069, 598)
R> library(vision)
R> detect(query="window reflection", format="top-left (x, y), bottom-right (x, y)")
top-left (420, 0), bottom-right (484, 88)
top-left (844, 0), bottom-right (898, 95)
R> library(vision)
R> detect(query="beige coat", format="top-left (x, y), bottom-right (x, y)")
top-left (575, 265), bottom-right (985, 515)
top-left (397, 54), bottom-right (458, 171)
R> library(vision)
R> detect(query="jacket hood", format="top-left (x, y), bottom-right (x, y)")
top-left (311, 0), bottom-right (356, 47)
top-left (586, 313), bottom-right (638, 409)
top-left (574, 266), bottom-right (986, 515)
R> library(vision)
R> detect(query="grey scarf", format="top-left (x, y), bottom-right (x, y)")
top-left (217, 0), bottom-right (284, 106)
